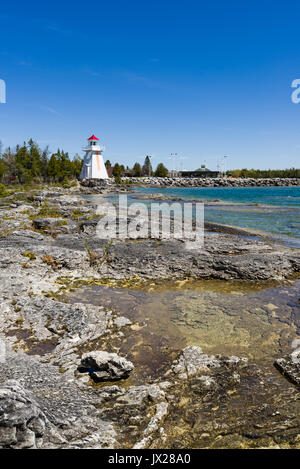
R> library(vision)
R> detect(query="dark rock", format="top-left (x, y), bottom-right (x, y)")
top-left (274, 353), bottom-right (300, 386)
top-left (81, 351), bottom-right (134, 381)
top-left (32, 218), bottom-right (65, 231)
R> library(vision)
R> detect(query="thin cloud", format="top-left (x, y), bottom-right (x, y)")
top-left (17, 61), bottom-right (32, 67)
top-left (40, 106), bottom-right (62, 117)
top-left (122, 71), bottom-right (177, 92)
top-left (84, 68), bottom-right (104, 78)
top-left (46, 23), bottom-right (73, 36)
top-left (43, 20), bottom-right (87, 39)
top-left (122, 72), bottom-right (161, 89)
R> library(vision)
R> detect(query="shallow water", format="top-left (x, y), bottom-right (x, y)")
top-left (136, 186), bottom-right (300, 207)
top-left (67, 278), bottom-right (300, 385)
top-left (84, 187), bottom-right (300, 245)
top-left (132, 187), bottom-right (300, 242)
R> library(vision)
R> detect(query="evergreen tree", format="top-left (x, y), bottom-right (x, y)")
top-left (155, 163), bottom-right (168, 177)
top-left (112, 163), bottom-right (122, 177)
top-left (133, 162), bottom-right (142, 176)
top-left (72, 154), bottom-right (83, 178)
top-left (47, 154), bottom-right (60, 180)
top-left (0, 159), bottom-right (5, 180)
top-left (142, 156), bottom-right (152, 176)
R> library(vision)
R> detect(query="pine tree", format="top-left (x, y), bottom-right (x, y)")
top-left (155, 163), bottom-right (168, 177)
top-left (112, 163), bottom-right (122, 177)
top-left (47, 154), bottom-right (60, 181)
top-left (133, 162), bottom-right (142, 176)
top-left (142, 156), bottom-right (152, 176)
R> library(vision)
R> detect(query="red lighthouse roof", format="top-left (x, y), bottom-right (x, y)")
top-left (88, 134), bottom-right (99, 141)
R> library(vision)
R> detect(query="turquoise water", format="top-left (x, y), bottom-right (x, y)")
top-left (135, 186), bottom-right (300, 207)
top-left (132, 186), bottom-right (300, 244)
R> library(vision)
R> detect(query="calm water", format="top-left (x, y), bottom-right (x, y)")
top-left (67, 278), bottom-right (300, 383)
top-left (132, 186), bottom-right (300, 243)
top-left (135, 186), bottom-right (300, 206)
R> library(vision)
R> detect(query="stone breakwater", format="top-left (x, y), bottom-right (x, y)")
top-left (80, 176), bottom-right (300, 189)
top-left (0, 187), bottom-right (300, 449)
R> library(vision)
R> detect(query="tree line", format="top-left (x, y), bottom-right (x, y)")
top-left (105, 156), bottom-right (169, 178)
top-left (2, 139), bottom-right (297, 185)
top-left (0, 140), bottom-right (169, 185)
top-left (229, 168), bottom-right (300, 178)
top-left (0, 139), bottom-right (83, 185)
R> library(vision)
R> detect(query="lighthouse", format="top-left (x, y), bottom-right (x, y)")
top-left (80, 135), bottom-right (109, 179)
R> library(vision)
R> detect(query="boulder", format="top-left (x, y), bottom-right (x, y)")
top-left (81, 351), bottom-right (134, 382)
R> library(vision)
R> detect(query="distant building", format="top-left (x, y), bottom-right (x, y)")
top-left (180, 164), bottom-right (220, 178)
top-left (167, 170), bottom-right (180, 177)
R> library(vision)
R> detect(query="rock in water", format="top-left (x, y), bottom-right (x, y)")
top-left (81, 351), bottom-right (134, 382)
top-left (172, 346), bottom-right (221, 377)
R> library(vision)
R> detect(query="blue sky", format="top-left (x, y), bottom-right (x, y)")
top-left (1, 1), bottom-right (300, 170)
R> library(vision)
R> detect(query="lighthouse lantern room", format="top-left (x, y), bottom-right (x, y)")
top-left (80, 135), bottom-right (109, 179)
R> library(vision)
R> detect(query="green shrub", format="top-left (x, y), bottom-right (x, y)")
top-left (37, 203), bottom-right (61, 218)
top-left (0, 184), bottom-right (9, 197)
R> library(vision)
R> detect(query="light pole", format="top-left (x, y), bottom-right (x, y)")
top-left (223, 155), bottom-right (229, 178)
top-left (170, 153), bottom-right (178, 174)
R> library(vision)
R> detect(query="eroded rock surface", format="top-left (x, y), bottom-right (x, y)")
top-left (0, 187), bottom-right (299, 449)
top-left (0, 380), bottom-right (47, 449)
top-left (275, 352), bottom-right (300, 386)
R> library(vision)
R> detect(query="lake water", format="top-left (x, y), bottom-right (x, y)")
top-left (131, 186), bottom-right (300, 244)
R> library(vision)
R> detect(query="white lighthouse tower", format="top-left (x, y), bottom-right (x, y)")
top-left (80, 134), bottom-right (109, 179)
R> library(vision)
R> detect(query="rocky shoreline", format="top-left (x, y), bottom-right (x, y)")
top-left (80, 176), bottom-right (300, 190)
top-left (0, 186), bottom-right (299, 449)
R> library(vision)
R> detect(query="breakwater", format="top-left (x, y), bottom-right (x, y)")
top-left (81, 176), bottom-right (300, 188)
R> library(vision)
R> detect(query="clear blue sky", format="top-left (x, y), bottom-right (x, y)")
top-left (1, 1), bottom-right (300, 171)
